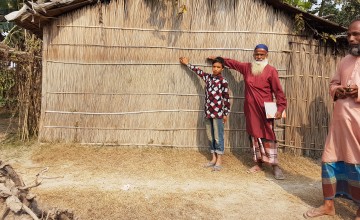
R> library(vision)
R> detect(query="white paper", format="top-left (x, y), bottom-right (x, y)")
top-left (264, 102), bottom-right (286, 119)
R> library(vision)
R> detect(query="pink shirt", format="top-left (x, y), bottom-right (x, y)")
top-left (322, 55), bottom-right (360, 164)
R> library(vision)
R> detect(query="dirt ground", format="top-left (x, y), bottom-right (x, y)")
top-left (0, 116), bottom-right (358, 220)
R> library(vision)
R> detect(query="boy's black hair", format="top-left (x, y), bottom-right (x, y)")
top-left (212, 57), bottom-right (225, 68)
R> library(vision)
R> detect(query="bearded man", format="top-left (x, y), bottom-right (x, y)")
top-left (209, 44), bottom-right (287, 180)
top-left (304, 18), bottom-right (360, 219)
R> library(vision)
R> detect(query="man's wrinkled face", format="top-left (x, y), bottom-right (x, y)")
top-left (348, 20), bottom-right (360, 56)
top-left (251, 49), bottom-right (269, 75)
top-left (253, 49), bottom-right (268, 61)
top-left (348, 21), bottom-right (360, 45)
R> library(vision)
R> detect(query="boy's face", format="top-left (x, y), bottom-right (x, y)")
top-left (212, 62), bottom-right (223, 76)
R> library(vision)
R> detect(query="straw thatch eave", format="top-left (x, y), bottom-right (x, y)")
top-left (4, 0), bottom-right (98, 37)
top-left (5, 0), bottom-right (348, 38)
top-left (264, 0), bottom-right (348, 49)
top-left (263, 0), bottom-right (347, 34)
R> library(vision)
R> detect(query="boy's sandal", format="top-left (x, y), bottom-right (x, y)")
top-left (212, 165), bottom-right (222, 171)
top-left (203, 162), bottom-right (215, 168)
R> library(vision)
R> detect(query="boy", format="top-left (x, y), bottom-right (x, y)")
top-left (179, 56), bottom-right (230, 171)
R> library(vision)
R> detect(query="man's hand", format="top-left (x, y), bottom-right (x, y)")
top-left (274, 111), bottom-right (282, 120)
top-left (345, 85), bottom-right (358, 98)
top-left (179, 57), bottom-right (189, 65)
top-left (335, 87), bottom-right (347, 99)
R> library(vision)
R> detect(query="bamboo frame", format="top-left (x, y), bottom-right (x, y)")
top-left (56, 24), bottom-right (302, 36)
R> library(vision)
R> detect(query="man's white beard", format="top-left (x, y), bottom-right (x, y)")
top-left (349, 45), bottom-right (360, 56)
top-left (251, 59), bottom-right (268, 75)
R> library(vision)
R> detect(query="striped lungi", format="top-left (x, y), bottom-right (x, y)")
top-left (322, 162), bottom-right (360, 205)
top-left (249, 136), bottom-right (279, 165)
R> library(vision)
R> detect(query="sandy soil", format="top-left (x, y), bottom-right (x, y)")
top-left (0, 117), bottom-right (357, 220)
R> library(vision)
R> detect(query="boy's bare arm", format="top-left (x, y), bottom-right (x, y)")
top-left (179, 57), bottom-right (189, 65)
top-left (223, 116), bottom-right (227, 124)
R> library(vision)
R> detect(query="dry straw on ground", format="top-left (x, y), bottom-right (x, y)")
top-left (0, 142), bottom-right (357, 220)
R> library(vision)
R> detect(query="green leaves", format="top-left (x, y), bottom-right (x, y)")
top-left (0, 0), bottom-right (23, 40)
top-left (0, 0), bottom-right (22, 11)
top-left (282, 0), bottom-right (314, 11)
top-left (0, 68), bottom-right (15, 108)
top-left (294, 13), bottom-right (305, 34)
top-left (319, 32), bottom-right (337, 43)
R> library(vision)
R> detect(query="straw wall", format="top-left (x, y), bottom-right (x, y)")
top-left (39, 0), bottom-right (345, 154)
top-left (284, 39), bottom-right (341, 157)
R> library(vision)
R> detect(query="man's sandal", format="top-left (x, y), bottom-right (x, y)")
top-left (303, 207), bottom-right (335, 219)
top-left (273, 166), bottom-right (285, 180)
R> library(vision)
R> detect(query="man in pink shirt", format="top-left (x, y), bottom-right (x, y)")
top-left (304, 18), bottom-right (360, 219)
top-left (209, 44), bottom-right (287, 180)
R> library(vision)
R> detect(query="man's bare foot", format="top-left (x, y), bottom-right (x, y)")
top-left (247, 165), bottom-right (262, 173)
top-left (303, 206), bottom-right (335, 219)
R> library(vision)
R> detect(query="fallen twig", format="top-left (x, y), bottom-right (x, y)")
top-left (22, 203), bottom-right (40, 220)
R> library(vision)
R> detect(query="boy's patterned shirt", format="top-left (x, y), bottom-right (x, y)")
top-left (187, 63), bottom-right (230, 118)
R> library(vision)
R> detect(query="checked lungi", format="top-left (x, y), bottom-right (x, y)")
top-left (322, 162), bottom-right (360, 205)
top-left (250, 136), bottom-right (279, 165)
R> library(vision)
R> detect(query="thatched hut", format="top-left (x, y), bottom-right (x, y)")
top-left (6, 0), bottom-right (348, 156)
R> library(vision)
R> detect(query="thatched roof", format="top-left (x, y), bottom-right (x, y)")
top-left (5, 0), bottom-right (347, 37)
top-left (5, 0), bottom-right (97, 36)
top-left (263, 0), bottom-right (347, 34)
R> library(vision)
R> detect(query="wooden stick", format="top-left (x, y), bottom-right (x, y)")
top-left (0, 206), bottom-right (10, 220)
top-left (42, 126), bottom-right (248, 131)
top-left (22, 203), bottom-right (40, 220)
top-left (56, 24), bottom-right (300, 36)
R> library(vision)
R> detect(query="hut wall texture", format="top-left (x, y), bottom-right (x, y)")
top-left (284, 39), bottom-right (340, 157)
top-left (39, 0), bottom-right (343, 153)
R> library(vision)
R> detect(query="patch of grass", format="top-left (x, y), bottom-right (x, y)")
top-left (0, 135), bottom-right (37, 151)
top-left (0, 112), bottom-right (12, 119)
